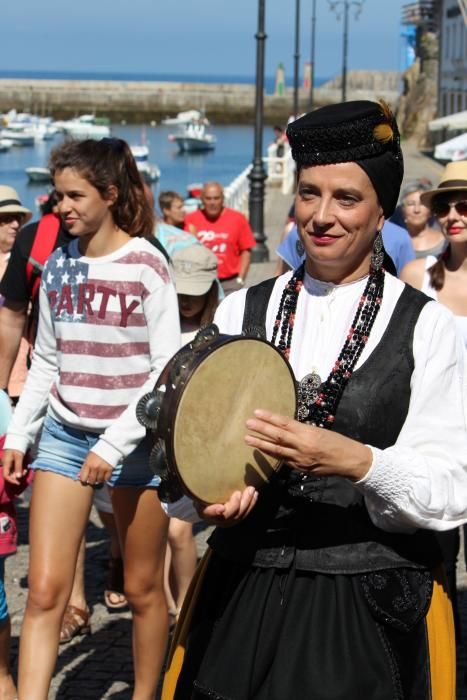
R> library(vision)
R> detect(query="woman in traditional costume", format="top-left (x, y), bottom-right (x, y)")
top-left (164, 101), bottom-right (467, 700)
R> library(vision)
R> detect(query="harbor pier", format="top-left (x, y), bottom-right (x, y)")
top-left (0, 74), bottom-right (400, 124)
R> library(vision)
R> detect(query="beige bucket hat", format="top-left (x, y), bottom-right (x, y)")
top-left (172, 244), bottom-right (218, 296)
top-left (0, 185), bottom-right (32, 223)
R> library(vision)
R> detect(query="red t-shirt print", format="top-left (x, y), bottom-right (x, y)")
top-left (184, 208), bottom-right (256, 279)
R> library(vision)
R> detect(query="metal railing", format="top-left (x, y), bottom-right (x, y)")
top-left (224, 146), bottom-right (295, 215)
top-left (223, 164), bottom-right (253, 215)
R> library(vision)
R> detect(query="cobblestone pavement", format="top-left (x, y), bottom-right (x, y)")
top-left (6, 502), bottom-right (467, 698)
top-left (5, 145), bottom-right (467, 698)
top-left (7, 500), bottom-right (216, 699)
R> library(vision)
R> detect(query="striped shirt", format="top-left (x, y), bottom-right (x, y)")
top-left (6, 237), bottom-right (181, 468)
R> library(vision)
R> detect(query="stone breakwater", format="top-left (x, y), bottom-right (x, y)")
top-left (0, 77), bottom-right (400, 124)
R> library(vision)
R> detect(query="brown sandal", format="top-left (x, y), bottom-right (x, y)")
top-left (104, 557), bottom-right (128, 611)
top-left (59, 604), bottom-right (91, 644)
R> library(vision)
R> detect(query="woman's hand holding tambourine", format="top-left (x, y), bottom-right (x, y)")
top-left (245, 409), bottom-right (373, 482)
top-left (195, 486), bottom-right (259, 527)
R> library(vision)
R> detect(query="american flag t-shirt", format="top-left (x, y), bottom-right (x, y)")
top-left (40, 236), bottom-right (171, 425)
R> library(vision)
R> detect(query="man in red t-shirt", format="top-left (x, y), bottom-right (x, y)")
top-left (184, 182), bottom-right (256, 294)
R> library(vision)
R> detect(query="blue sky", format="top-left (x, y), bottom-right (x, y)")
top-left (4, 1), bottom-right (406, 80)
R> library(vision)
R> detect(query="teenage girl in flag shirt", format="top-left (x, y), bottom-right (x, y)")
top-left (2, 138), bottom-right (181, 700)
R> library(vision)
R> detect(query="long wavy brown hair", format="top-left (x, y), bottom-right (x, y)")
top-left (48, 137), bottom-right (155, 238)
top-left (199, 282), bottom-right (220, 327)
top-left (427, 193), bottom-right (452, 291)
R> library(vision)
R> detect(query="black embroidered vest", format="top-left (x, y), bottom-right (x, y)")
top-left (209, 280), bottom-right (441, 574)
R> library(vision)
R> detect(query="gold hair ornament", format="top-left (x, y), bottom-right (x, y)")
top-left (373, 100), bottom-right (394, 143)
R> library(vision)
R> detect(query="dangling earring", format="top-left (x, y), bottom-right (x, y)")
top-left (370, 230), bottom-right (384, 271)
top-left (296, 239), bottom-right (305, 257)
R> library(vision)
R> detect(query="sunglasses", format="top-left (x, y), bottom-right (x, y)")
top-left (0, 213), bottom-right (25, 225)
top-left (432, 200), bottom-right (467, 218)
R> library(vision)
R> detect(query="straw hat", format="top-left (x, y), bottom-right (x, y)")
top-left (420, 161), bottom-right (467, 207)
top-left (172, 244), bottom-right (218, 296)
top-left (0, 185), bottom-right (32, 224)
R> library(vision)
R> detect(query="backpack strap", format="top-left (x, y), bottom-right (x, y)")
top-left (25, 214), bottom-right (61, 302)
top-left (241, 277), bottom-right (277, 339)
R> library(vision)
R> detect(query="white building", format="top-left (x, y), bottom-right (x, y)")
top-left (438, 0), bottom-right (467, 116)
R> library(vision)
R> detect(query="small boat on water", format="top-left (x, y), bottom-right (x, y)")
top-left (52, 115), bottom-right (111, 140)
top-left (162, 109), bottom-right (208, 126)
top-left (131, 145), bottom-right (161, 184)
top-left (0, 129), bottom-right (35, 146)
top-left (169, 122), bottom-right (216, 153)
top-left (1, 111), bottom-right (57, 142)
top-left (0, 139), bottom-right (13, 153)
top-left (26, 167), bottom-right (52, 184)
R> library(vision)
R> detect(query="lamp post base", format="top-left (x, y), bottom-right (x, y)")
top-left (248, 160), bottom-right (269, 263)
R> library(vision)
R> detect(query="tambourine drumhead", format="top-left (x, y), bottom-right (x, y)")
top-left (171, 338), bottom-right (296, 504)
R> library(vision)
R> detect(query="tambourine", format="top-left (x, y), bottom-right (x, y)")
top-left (136, 324), bottom-right (297, 504)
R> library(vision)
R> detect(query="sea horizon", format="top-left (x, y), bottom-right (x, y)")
top-left (0, 69), bottom-right (332, 95)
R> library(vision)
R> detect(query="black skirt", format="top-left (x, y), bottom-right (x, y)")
top-left (174, 553), bottom-right (434, 700)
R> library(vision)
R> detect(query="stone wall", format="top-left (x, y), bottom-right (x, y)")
top-left (321, 70), bottom-right (402, 92)
top-left (0, 73), bottom-right (401, 125)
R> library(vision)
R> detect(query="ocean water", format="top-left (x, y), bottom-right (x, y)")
top-left (0, 123), bottom-right (259, 215)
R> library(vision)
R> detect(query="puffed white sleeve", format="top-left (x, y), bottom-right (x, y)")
top-left (355, 301), bottom-right (467, 532)
top-left (213, 288), bottom-right (248, 334)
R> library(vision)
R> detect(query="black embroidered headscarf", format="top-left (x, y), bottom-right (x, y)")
top-left (286, 100), bottom-right (404, 218)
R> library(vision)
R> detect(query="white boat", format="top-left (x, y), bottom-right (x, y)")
top-left (162, 109), bottom-right (208, 126)
top-left (0, 139), bottom-right (13, 152)
top-left (434, 132), bottom-right (467, 162)
top-left (0, 129), bottom-right (35, 146)
top-left (30, 123), bottom-right (57, 141)
top-left (52, 115), bottom-right (111, 140)
top-left (26, 167), bottom-right (52, 183)
top-left (65, 122), bottom-right (111, 140)
top-left (130, 145), bottom-right (161, 184)
top-left (169, 122), bottom-right (216, 153)
top-left (2, 112), bottom-right (57, 142)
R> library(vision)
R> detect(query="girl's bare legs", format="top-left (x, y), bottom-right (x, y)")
top-left (164, 545), bottom-right (177, 614)
top-left (111, 487), bottom-right (169, 700)
top-left (18, 471), bottom-right (94, 700)
top-left (68, 537), bottom-right (87, 610)
top-left (167, 519), bottom-right (197, 612)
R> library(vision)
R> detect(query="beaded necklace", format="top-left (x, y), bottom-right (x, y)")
top-left (271, 261), bottom-right (385, 428)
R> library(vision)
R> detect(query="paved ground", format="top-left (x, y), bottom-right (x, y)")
top-left (6, 143), bottom-right (467, 698)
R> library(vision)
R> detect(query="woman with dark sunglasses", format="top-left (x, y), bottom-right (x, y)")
top-left (401, 159), bottom-right (467, 641)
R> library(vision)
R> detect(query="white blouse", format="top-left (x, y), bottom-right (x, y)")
top-left (168, 270), bottom-right (467, 533)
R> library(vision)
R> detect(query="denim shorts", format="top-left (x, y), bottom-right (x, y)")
top-left (32, 415), bottom-right (160, 489)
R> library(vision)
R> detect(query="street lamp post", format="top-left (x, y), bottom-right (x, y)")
top-left (248, 0), bottom-right (269, 262)
top-left (328, 1), bottom-right (364, 102)
top-left (293, 0), bottom-right (301, 119)
top-left (309, 0), bottom-right (317, 109)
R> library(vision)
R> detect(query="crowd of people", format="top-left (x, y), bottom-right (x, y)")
top-left (0, 99), bottom-right (465, 699)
